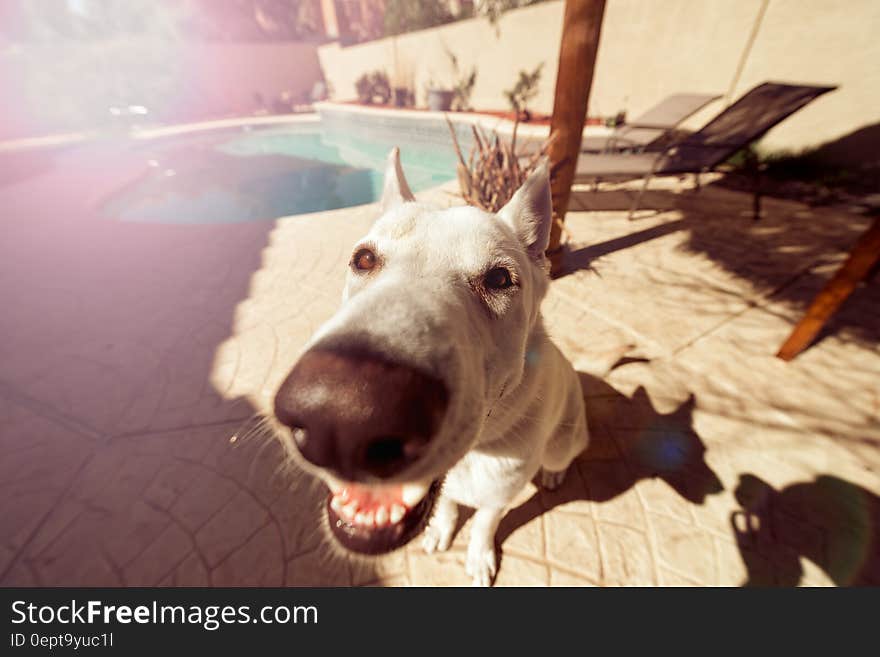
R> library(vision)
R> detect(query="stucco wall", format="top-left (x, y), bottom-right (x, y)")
top-left (318, 0), bottom-right (880, 153)
top-left (731, 0), bottom-right (880, 151)
top-left (319, 2), bottom-right (564, 119)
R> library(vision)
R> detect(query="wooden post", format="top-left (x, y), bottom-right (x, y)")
top-left (776, 216), bottom-right (880, 361)
top-left (547, 0), bottom-right (606, 276)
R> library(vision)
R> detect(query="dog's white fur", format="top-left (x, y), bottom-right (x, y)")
top-left (297, 149), bottom-right (588, 586)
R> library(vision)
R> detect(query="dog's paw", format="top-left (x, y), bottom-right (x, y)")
top-left (422, 523), bottom-right (454, 554)
top-left (541, 467), bottom-right (567, 491)
top-left (465, 545), bottom-right (497, 587)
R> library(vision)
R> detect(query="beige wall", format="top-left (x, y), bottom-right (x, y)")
top-left (319, 1), bottom-right (564, 116)
top-left (318, 0), bottom-right (880, 153)
top-left (731, 0), bottom-right (880, 151)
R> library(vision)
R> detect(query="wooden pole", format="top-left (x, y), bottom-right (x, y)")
top-left (776, 216), bottom-right (880, 361)
top-left (547, 0), bottom-right (606, 276)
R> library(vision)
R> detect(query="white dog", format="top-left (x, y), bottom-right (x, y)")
top-left (274, 148), bottom-right (588, 586)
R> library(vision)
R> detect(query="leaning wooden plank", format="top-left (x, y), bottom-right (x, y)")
top-left (776, 216), bottom-right (880, 360)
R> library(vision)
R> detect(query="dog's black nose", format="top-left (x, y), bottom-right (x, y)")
top-left (273, 346), bottom-right (448, 480)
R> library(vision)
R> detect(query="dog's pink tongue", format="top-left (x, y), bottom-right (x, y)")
top-left (340, 484), bottom-right (403, 509)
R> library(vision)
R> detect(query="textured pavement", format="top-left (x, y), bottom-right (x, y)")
top-left (1, 144), bottom-right (878, 586)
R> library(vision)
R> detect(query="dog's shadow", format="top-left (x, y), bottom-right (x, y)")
top-left (493, 370), bottom-right (724, 551)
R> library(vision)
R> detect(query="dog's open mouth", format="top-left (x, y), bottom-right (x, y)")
top-left (326, 479), bottom-right (441, 555)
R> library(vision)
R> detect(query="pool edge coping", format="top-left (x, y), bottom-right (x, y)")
top-left (0, 113), bottom-right (321, 153)
top-left (1, 106), bottom-right (614, 154)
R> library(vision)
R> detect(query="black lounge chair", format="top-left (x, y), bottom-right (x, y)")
top-left (575, 82), bottom-right (837, 219)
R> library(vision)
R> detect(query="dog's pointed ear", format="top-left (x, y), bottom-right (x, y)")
top-left (380, 147), bottom-right (415, 213)
top-left (498, 161), bottom-right (553, 261)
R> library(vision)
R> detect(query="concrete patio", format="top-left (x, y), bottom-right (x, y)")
top-left (1, 147), bottom-right (878, 587)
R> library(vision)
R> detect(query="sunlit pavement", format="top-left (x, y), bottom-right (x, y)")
top-left (1, 145), bottom-right (878, 586)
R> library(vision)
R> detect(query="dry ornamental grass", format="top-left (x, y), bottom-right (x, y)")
top-left (445, 115), bottom-right (557, 213)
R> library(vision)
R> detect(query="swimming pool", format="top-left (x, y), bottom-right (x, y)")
top-left (100, 121), bottom-right (461, 224)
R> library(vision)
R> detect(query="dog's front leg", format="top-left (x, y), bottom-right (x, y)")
top-left (422, 494), bottom-right (459, 554)
top-left (465, 507), bottom-right (505, 587)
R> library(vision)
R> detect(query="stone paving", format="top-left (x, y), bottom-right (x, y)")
top-left (1, 144), bottom-right (878, 587)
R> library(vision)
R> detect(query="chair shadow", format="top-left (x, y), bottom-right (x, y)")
top-left (730, 473), bottom-right (880, 586)
top-left (495, 370), bottom-right (724, 550)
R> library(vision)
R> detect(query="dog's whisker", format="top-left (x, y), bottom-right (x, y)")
top-left (229, 412), bottom-right (270, 444)
top-left (246, 425), bottom-right (287, 486)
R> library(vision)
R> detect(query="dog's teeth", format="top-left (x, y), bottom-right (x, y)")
top-left (339, 488), bottom-right (350, 502)
top-left (342, 502), bottom-right (358, 520)
top-left (375, 506), bottom-right (389, 526)
top-left (401, 482), bottom-right (430, 507)
top-left (352, 511), bottom-right (375, 527)
top-left (330, 496), bottom-right (344, 513)
top-left (390, 504), bottom-right (406, 524)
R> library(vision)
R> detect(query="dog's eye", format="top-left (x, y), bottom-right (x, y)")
top-left (352, 247), bottom-right (377, 272)
top-left (484, 267), bottom-right (513, 290)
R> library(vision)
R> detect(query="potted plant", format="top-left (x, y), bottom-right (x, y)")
top-left (391, 62), bottom-right (415, 108)
top-left (355, 71), bottom-right (392, 106)
top-left (394, 87), bottom-right (415, 107)
top-left (504, 63), bottom-right (544, 122)
top-left (446, 49), bottom-right (477, 112)
top-left (425, 77), bottom-right (455, 111)
top-left (605, 109), bottom-right (627, 127)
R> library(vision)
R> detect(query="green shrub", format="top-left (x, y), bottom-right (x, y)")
top-left (355, 71), bottom-right (392, 105)
top-left (446, 50), bottom-right (477, 111)
top-left (504, 63), bottom-right (543, 121)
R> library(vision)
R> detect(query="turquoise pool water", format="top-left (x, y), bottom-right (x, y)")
top-left (101, 123), bottom-right (459, 224)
